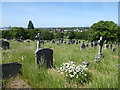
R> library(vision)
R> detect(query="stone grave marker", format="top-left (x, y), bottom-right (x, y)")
top-left (80, 41), bottom-right (86, 50)
top-left (0, 62), bottom-right (22, 79)
top-left (94, 36), bottom-right (104, 62)
top-left (93, 42), bottom-right (97, 49)
top-left (112, 47), bottom-right (116, 52)
top-left (91, 42), bottom-right (94, 47)
top-left (35, 33), bottom-right (53, 68)
top-left (0, 40), bottom-right (10, 49)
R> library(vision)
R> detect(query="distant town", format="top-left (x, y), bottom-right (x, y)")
top-left (0, 26), bottom-right (89, 33)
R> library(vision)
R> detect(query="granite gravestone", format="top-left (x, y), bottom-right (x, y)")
top-left (35, 33), bottom-right (53, 68)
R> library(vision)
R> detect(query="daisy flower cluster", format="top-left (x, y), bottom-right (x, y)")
top-left (58, 61), bottom-right (90, 82)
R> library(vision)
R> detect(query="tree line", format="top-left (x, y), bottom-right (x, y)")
top-left (1, 20), bottom-right (120, 43)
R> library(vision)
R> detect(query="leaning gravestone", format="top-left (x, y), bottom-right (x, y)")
top-left (0, 62), bottom-right (22, 79)
top-left (94, 37), bottom-right (104, 62)
top-left (35, 33), bottom-right (53, 68)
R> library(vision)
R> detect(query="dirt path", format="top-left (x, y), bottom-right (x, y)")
top-left (4, 76), bottom-right (30, 88)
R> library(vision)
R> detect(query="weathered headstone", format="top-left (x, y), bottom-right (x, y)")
top-left (0, 62), bottom-right (22, 79)
top-left (93, 42), bottom-right (97, 49)
top-left (35, 33), bottom-right (53, 68)
top-left (35, 48), bottom-right (53, 68)
top-left (0, 40), bottom-right (10, 49)
top-left (110, 44), bottom-right (112, 49)
top-left (80, 41), bottom-right (86, 50)
top-left (91, 42), bottom-right (94, 47)
top-left (94, 37), bottom-right (104, 62)
top-left (112, 47), bottom-right (116, 52)
top-left (82, 62), bottom-right (90, 68)
top-left (85, 43), bottom-right (89, 47)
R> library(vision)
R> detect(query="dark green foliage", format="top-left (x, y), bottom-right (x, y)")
top-left (68, 31), bottom-right (76, 39)
top-left (2, 30), bottom-right (10, 39)
top-left (89, 20), bottom-right (119, 42)
top-left (28, 20), bottom-right (34, 30)
top-left (75, 31), bottom-right (90, 40)
top-left (54, 32), bottom-right (64, 39)
top-left (7, 27), bottom-right (27, 39)
top-left (27, 28), bottom-right (42, 40)
top-left (41, 30), bottom-right (53, 40)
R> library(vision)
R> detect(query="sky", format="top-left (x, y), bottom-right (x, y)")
top-left (1, 2), bottom-right (118, 28)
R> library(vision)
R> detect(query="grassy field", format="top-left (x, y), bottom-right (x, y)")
top-left (1, 40), bottom-right (119, 88)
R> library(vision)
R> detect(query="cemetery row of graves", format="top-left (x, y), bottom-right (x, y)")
top-left (1, 36), bottom-right (119, 88)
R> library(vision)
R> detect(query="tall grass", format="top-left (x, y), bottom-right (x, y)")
top-left (2, 40), bottom-right (119, 88)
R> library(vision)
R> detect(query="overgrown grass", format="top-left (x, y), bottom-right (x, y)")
top-left (2, 40), bottom-right (119, 88)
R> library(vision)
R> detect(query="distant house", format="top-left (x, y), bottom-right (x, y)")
top-left (0, 26), bottom-right (12, 31)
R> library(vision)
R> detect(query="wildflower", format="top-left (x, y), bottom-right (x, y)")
top-left (70, 74), bottom-right (74, 78)
top-left (60, 72), bottom-right (64, 75)
top-left (76, 75), bottom-right (78, 78)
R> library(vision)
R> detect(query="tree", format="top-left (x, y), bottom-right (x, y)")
top-left (54, 32), bottom-right (64, 39)
top-left (8, 27), bottom-right (27, 39)
top-left (68, 31), bottom-right (76, 39)
top-left (41, 30), bottom-right (53, 40)
top-left (89, 20), bottom-right (118, 42)
top-left (28, 20), bottom-right (34, 30)
top-left (27, 29), bottom-right (42, 40)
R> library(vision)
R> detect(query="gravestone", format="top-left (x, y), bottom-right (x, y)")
top-left (91, 42), bottom-right (94, 47)
top-left (75, 41), bottom-right (78, 44)
top-left (0, 40), bottom-right (10, 49)
top-left (85, 43), bottom-right (89, 47)
top-left (35, 33), bottom-right (53, 68)
top-left (35, 48), bottom-right (53, 68)
top-left (93, 42), bottom-right (97, 49)
top-left (112, 47), bottom-right (116, 52)
top-left (78, 41), bottom-right (81, 44)
top-left (110, 44), bottom-right (112, 49)
top-left (0, 62), bottom-right (22, 79)
top-left (80, 41), bottom-right (86, 50)
top-left (94, 37), bottom-right (104, 62)
top-left (63, 41), bottom-right (66, 44)
top-left (82, 62), bottom-right (90, 68)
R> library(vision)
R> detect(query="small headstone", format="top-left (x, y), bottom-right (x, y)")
top-left (110, 44), bottom-right (112, 49)
top-left (82, 62), bottom-right (90, 68)
top-left (75, 41), bottom-right (78, 44)
top-left (0, 40), bottom-right (10, 49)
top-left (93, 42), bottom-right (97, 49)
top-left (112, 47), bottom-right (116, 52)
top-left (85, 43), bottom-right (89, 47)
top-left (80, 42), bottom-right (86, 50)
top-left (91, 42), bottom-right (94, 47)
top-left (78, 41), bottom-right (81, 44)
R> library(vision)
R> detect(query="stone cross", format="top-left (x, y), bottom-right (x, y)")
top-left (97, 37), bottom-right (104, 54)
top-left (94, 36), bottom-right (104, 62)
top-left (35, 33), bottom-right (41, 50)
